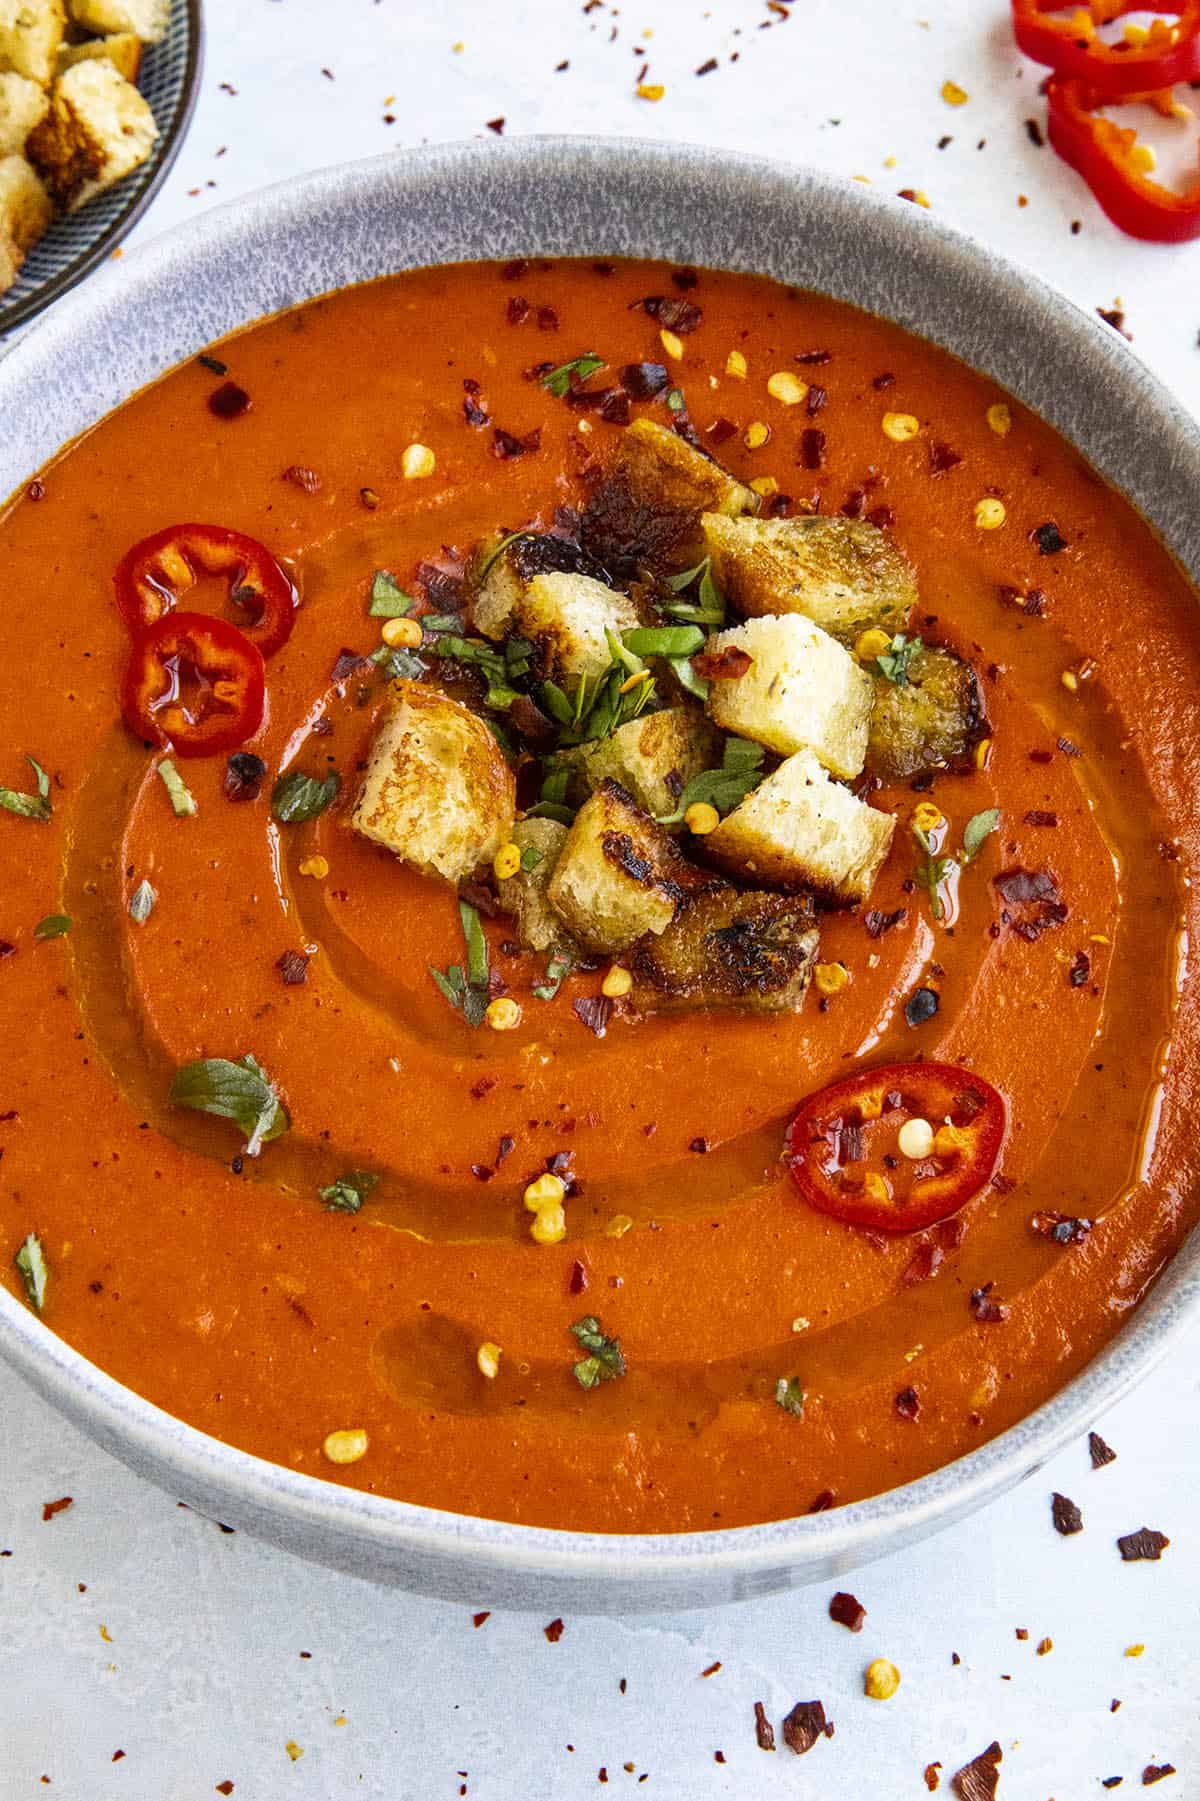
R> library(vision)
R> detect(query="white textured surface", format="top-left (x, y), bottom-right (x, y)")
top-left (3, 0), bottom-right (1199, 1793)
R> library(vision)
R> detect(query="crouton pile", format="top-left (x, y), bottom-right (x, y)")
top-left (0, 0), bottom-right (165, 298)
top-left (351, 416), bottom-right (988, 1017)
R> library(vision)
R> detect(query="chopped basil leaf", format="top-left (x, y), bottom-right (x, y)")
top-left (170, 1052), bottom-right (289, 1157)
top-left (541, 352), bottom-right (605, 398)
top-left (271, 769), bottom-right (340, 824)
top-left (33, 914), bottom-right (71, 940)
top-left (430, 964), bottom-right (465, 1008)
top-left (962, 807), bottom-right (1001, 862)
top-left (370, 645), bottom-right (427, 680)
top-left (430, 904), bottom-right (490, 1026)
top-left (157, 758), bottom-right (197, 817)
top-left (460, 899), bottom-right (489, 989)
top-left (664, 555), bottom-right (726, 627)
top-left (421, 612), bottom-right (465, 635)
top-left (520, 846), bottom-right (545, 872)
top-left (875, 633), bottom-right (922, 687)
top-left (539, 681), bottom-right (575, 727)
top-left (128, 879), bottom-right (157, 924)
top-left (622, 625), bottom-right (705, 659)
top-left (368, 570), bottom-right (414, 617)
top-left (774, 1376), bottom-right (806, 1417)
top-left (532, 952), bottom-right (572, 1001)
top-left (0, 754), bottom-right (51, 822)
top-left (669, 655), bottom-right (709, 702)
top-left (319, 1169), bottom-right (379, 1214)
top-left (570, 1314), bottom-right (626, 1388)
top-left (14, 1232), bottom-right (48, 1312)
top-left (657, 737), bottom-right (765, 825)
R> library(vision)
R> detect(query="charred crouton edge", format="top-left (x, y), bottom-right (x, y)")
top-left (865, 642), bottom-right (988, 783)
top-left (26, 55), bottom-right (157, 211)
top-left (565, 705), bottom-right (721, 819)
top-left (495, 817), bottom-right (579, 957)
top-left (702, 512), bottom-right (917, 644)
top-left (514, 570), bottom-right (640, 685)
top-left (631, 888), bottom-right (819, 1014)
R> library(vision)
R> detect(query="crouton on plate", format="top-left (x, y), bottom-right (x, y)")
top-left (0, 147), bottom-right (50, 248)
top-left (0, 69), bottom-right (48, 153)
top-left (865, 643), bottom-right (987, 782)
top-left (704, 749), bottom-right (895, 904)
top-left (701, 513), bottom-right (917, 644)
top-left (57, 30), bottom-right (141, 81)
top-left (495, 817), bottom-right (577, 957)
top-left (567, 705), bottom-right (721, 819)
top-left (68, 0), bottom-right (167, 41)
top-left (26, 55), bottom-right (157, 210)
top-left (546, 778), bottom-right (715, 954)
top-left (0, 0), bottom-right (65, 88)
top-left (516, 569), bottom-right (640, 684)
top-left (703, 612), bottom-right (873, 780)
top-left (631, 887), bottom-right (819, 1014)
top-left (351, 680), bottom-right (516, 885)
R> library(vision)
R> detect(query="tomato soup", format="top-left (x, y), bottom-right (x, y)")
top-left (1, 259), bottom-right (1196, 1533)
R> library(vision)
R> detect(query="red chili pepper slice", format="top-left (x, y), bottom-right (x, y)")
top-left (1013, 0), bottom-right (1200, 96)
top-left (784, 1061), bottom-right (1006, 1234)
top-left (121, 612), bottom-right (266, 759)
top-left (115, 524), bottom-right (297, 657)
top-left (1046, 76), bottom-right (1200, 241)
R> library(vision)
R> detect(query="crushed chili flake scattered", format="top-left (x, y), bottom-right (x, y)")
top-left (695, 56), bottom-right (718, 74)
top-left (573, 995), bottom-right (612, 1038)
top-left (951, 1741), bottom-right (1002, 1800)
top-left (781, 1700), bottom-right (833, 1755)
top-left (1032, 520), bottom-right (1068, 555)
top-left (1142, 1766), bottom-right (1176, 1786)
top-left (506, 296), bottom-right (530, 325)
top-left (359, 486), bottom-right (380, 510)
top-left (867, 503), bottom-right (896, 528)
top-left (1097, 305), bottom-right (1132, 340)
top-left (630, 294), bottom-right (704, 334)
top-left (864, 906), bottom-right (906, 938)
top-left (692, 645), bottom-right (752, 681)
top-left (753, 1702), bottom-right (776, 1752)
top-left (538, 305), bottom-right (559, 332)
top-left (486, 117), bottom-right (505, 135)
top-left (470, 1075), bottom-right (497, 1100)
top-left (688, 1136), bottom-right (711, 1155)
top-left (26, 478), bottom-right (46, 501)
top-left (809, 1488), bottom-right (836, 1512)
top-left (1101, 1780), bottom-right (1122, 1791)
top-left (713, 1751), bottom-right (726, 1764)
top-left (929, 440), bottom-right (962, 474)
top-left (806, 384), bottom-right (828, 416)
top-left (706, 416), bottom-right (738, 445)
top-left (282, 465), bottom-right (321, 493)
top-left (223, 751), bottom-right (266, 802)
top-left (1025, 117), bottom-right (1045, 147)
top-left (1069, 950), bottom-right (1091, 988)
top-left (276, 950), bottom-right (309, 987)
top-left (829, 1591), bottom-right (866, 1631)
top-left (1024, 809), bottom-right (1058, 827)
top-left (1118, 1526), bottom-right (1170, 1562)
top-left (1090, 1430), bottom-right (1118, 1469)
top-left (41, 1496), bottom-right (73, 1521)
top-left (568, 1259), bottom-right (589, 1296)
top-left (895, 1385), bottom-right (921, 1421)
top-left (902, 1239), bottom-right (944, 1286)
top-left (464, 393), bottom-right (490, 427)
top-left (701, 1661), bottom-right (722, 1677)
top-left (208, 381), bottom-right (251, 419)
top-left (1052, 1491), bottom-right (1084, 1536)
top-left (544, 1617), bottom-right (565, 1642)
top-left (492, 426), bottom-right (541, 460)
top-left (794, 348), bottom-right (831, 365)
top-left (215, 1785), bottom-right (234, 1797)
top-left (800, 428), bottom-right (826, 469)
top-left (925, 1765), bottom-right (942, 1792)
top-left (472, 1611), bottom-right (490, 1628)
top-left (1031, 1210), bottom-right (1091, 1244)
top-left (1036, 1636), bottom-right (1053, 1655)
top-left (994, 866), bottom-right (1058, 906)
top-left (968, 1282), bottom-right (1009, 1324)
top-left (872, 371), bottom-right (895, 389)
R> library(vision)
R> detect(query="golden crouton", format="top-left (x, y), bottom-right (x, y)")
top-left (351, 681), bottom-right (516, 885)
top-left (0, 0), bottom-right (65, 87)
top-left (468, 530), bottom-right (611, 643)
top-left (495, 817), bottom-right (577, 957)
top-left (865, 643), bottom-right (987, 782)
top-left (0, 226), bottom-right (19, 291)
top-left (516, 570), bottom-right (640, 685)
top-left (56, 30), bottom-right (142, 82)
top-left (0, 151), bottom-right (50, 293)
top-left (617, 417), bottom-right (757, 520)
top-left (68, 0), bottom-right (167, 40)
top-left (704, 749), bottom-right (895, 904)
top-left (27, 56), bottom-right (157, 210)
top-left (702, 513), bottom-right (917, 644)
top-left (0, 70), bottom-right (48, 154)
top-left (546, 778), bottom-right (714, 954)
top-left (567, 705), bottom-right (720, 819)
top-left (703, 613), bottom-right (873, 780)
top-left (631, 888), bottom-right (819, 1014)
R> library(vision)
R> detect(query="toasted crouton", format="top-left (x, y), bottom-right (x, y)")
top-left (0, 0), bottom-right (64, 86)
top-left (631, 888), bottom-right (819, 1014)
top-left (468, 530), bottom-right (611, 642)
top-left (0, 151), bottom-right (50, 251)
top-left (495, 817), bottom-right (578, 957)
top-left (57, 30), bottom-right (141, 81)
top-left (546, 779), bottom-right (714, 953)
top-left (702, 513), bottom-right (917, 644)
top-left (865, 643), bottom-right (987, 783)
top-left (27, 57), bottom-right (157, 210)
top-left (703, 613), bottom-right (873, 780)
top-left (0, 71), bottom-right (48, 154)
top-left (68, 0), bottom-right (167, 40)
top-left (516, 570), bottom-right (640, 684)
top-left (704, 749), bottom-right (895, 904)
top-left (617, 417), bottom-right (757, 520)
top-left (0, 226), bottom-right (20, 292)
top-left (567, 706), bottom-right (721, 819)
top-left (351, 681), bottom-right (516, 885)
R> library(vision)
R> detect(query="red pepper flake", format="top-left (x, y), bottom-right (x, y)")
top-left (951, 1741), bottom-right (1002, 1800)
top-left (1097, 305), bottom-right (1132, 341)
top-left (713, 1751), bottom-right (726, 1764)
top-left (223, 751), bottom-right (266, 802)
top-left (800, 428), bottom-right (826, 469)
top-left (1015, 1627), bottom-right (1029, 1640)
top-left (968, 1282), bottom-right (1009, 1324)
top-left (1142, 1766), bottom-right (1176, 1785)
top-left (925, 1765), bottom-right (942, 1792)
top-left (895, 1385), bottom-right (921, 1421)
top-left (538, 305), bottom-right (560, 331)
top-left (1024, 809), bottom-right (1058, 827)
top-left (208, 381), bottom-right (251, 419)
top-left (706, 416), bottom-right (738, 445)
top-left (828, 1590), bottom-right (866, 1631)
top-left (470, 1075), bottom-right (497, 1099)
top-left (805, 385), bottom-right (828, 418)
top-left (701, 1661), bottom-right (722, 1677)
top-left (1100, 1781), bottom-right (1122, 1791)
top-left (781, 1700), bottom-right (833, 1755)
top-left (1090, 1430), bottom-right (1118, 1469)
top-left (331, 648), bottom-right (370, 683)
top-left (1032, 520), bottom-right (1069, 555)
top-left (867, 504), bottom-right (896, 528)
top-left (872, 371), bottom-right (895, 389)
top-left (282, 464), bottom-right (321, 493)
top-left (544, 1617), bottom-right (565, 1642)
top-left (506, 296), bottom-right (530, 325)
top-left (276, 949), bottom-right (309, 987)
top-left (486, 117), bottom-right (505, 135)
top-left (689, 1136), bottom-right (711, 1154)
top-left (1031, 1210), bottom-right (1091, 1244)
top-left (808, 1487), bottom-right (836, 1512)
top-left (1058, 735), bottom-right (1082, 757)
top-left (492, 427), bottom-right (541, 460)
top-left (994, 866), bottom-right (1058, 905)
top-left (41, 1496), bottom-right (73, 1521)
top-left (501, 258), bottom-right (528, 279)
top-left (901, 1239), bottom-right (944, 1286)
top-left (692, 645), bottom-right (752, 680)
top-left (695, 56), bottom-right (718, 73)
top-left (1025, 117), bottom-right (1045, 147)
top-left (1118, 1526), bottom-right (1170, 1562)
top-left (929, 440), bottom-right (962, 475)
top-left (619, 360), bottom-right (669, 398)
top-left (573, 995), bottom-right (612, 1038)
top-left (794, 348), bottom-right (831, 365)
top-left (464, 392), bottom-right (490, 427)
top-left (1037, 1636), bottom-right (1053, 1655)
top-left (1052, 1491), bottom-right (1084, 1536)
top-left (1068, 950), bottom-right (1091, 988)
top-left (630, 295), bottom-right (704, 334)
top-left (215, 1785), bottom-right (234, 1797)
top-left (753, 1702), bottom-right (776, 1752)
top-left (26, 478), bottom-right (45, 501)
top-left (1029, 748), bottom-right (1053, 765)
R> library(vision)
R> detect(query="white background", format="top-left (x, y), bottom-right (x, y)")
top-left (3, 1), bottom-right (1199, 1795)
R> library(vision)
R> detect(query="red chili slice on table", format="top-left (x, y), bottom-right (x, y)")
top-left (784, 1062), bottom-right (1006, 1234)
top-left (1011, 0), bottom-right (1200, 98)
top-left (121, 612), bottom-right (266, 759)
top-left (115, 523), bottom-right (297, 657)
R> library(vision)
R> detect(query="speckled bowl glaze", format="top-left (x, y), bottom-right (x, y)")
top-left (1, 138), bottom-right (1198, 1614)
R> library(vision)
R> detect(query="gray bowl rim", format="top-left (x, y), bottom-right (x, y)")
top-left (1, 133), bottom-right (1197, 1601)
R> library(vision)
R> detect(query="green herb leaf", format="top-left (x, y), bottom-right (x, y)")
top-left (421, 611), bottom-right (465, 635)
top-left (14, 1231), bottom-right (48, 1312)
top-left (370, 644), bottom-right (427, 680)
top-left (622, 625), bottom-right (706, 659)
top-left (157, 758), bottom-right (197, 817)
top-left (430, 964), bottom-right (466, 1008)
top-left (912, 825), bottom-right (953, 923)
top-left (128, 879), bottom-right (157, 924)
top-left (542, 352), bottom-right (605, 398)
top-left (664, 556), bottom-right (727, 627)
top-left (459, 900), bottom-right (489, 989)
top-left (524, 801), bottom-right (576, 825)
top-left (170, 1053), bottom-right (290, 1157)
top-left (430, 905), bottom-right (490, 1025)
top-left (669, 655), bottom-right (710, 703)
top-left (33, 914), bottom-right (71, 940)
top-left (319, 1169), bottom-right (380, 1214)
top-left (570, 1314), bottom-right (626, 1388)
top-left (0, 754), bottom-right (51, 823)
top-left (962, 807), bottom-right (1001, 863)
top-left (520, 846), bottom-right (545, 872)
top-left (875, 633), bottom-right (923, 687)
top-left (532, 952), bottom-right (573, 1001)
top-left (368, 570), bottom-right (414, 617)
top-left (657, 737), bottom-right (765, 826)
top-left (540, 681), bottom-right (575, 727)
top-left (774, 1376), bottom-right (806, 1417)
top-left (476, 529), bottom-right (540, 587)
top-left (271, 769), bottom-right (340, 824)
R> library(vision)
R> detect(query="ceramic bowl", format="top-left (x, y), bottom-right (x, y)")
top-left (1, 137), bottom-right (1197, 1613)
